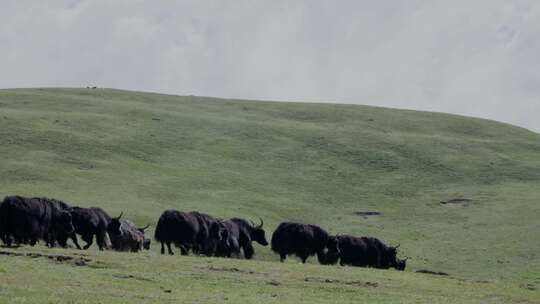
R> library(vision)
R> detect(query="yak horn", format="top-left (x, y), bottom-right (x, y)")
top-left (117, 212), bottom-right (123, 220)
top-left (258, 217), bottom-right (264, 228)
top-left (140, 224), bottom-right (150, 231)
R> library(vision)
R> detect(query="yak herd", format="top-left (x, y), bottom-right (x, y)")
top-left (0, 195), bottom-right (407, 271)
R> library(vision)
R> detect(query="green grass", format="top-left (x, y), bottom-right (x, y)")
top-left (0, 88), bottom-right (539, 303)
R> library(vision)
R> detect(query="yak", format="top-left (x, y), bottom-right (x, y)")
top-left (190, 211), bottom-right (222, 255)
top-left (326, 235), bottom-right (407, 270)
top-left (0, 196), bottom-right (74, 247)
top-left (107, 212), bottom-right (150, 252)
top-left (271, 222), bottom-right (339, 264)
top-left (66, 206), bottom-right (111, 250)
top-left (209, 220), bottom-right (241, 258)
top-left (155, 210), bottom-right (207, 255)
top-left (37, 197), bottom-right (78, 248)
top-left (217, 217), bottom-right (268, 259)
top-left (154, 210), bottom-right (222, 255)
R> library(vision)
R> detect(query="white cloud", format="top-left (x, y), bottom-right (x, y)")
top-left (1, 0), bottom-right (539, 131)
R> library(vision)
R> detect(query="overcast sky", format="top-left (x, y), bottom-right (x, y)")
top-left (1, 1), bottom-right (539, 132)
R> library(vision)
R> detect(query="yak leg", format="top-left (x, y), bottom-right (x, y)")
top-left (5, 236), bottom-right (13, 247)
top-left (0, 234), bottom-right (6, 246)
top-left (96, 232), bottom-right (107, 251)
top-left (70, 234), bottom-right (82, 250)
top-left (82, 234), bottom-right (94, 250)
top-left (299, 251), bottom-right (309, 264)
top-left (242, 243), bottom-right (255, 259)
top-left (166, 241), bottom-right (174, 255)
top-left (179, 244), bottom-right (189, 256)
top-left (280, 253), bottom-right (287, 262)
top-left (160, 241), bottom-right (165, 254)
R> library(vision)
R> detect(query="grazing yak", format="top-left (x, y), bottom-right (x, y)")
top-left (324, 235), bottom-right (407, 270)
top-left (0, 196), bottom-right (74, 247)
top-left (107, 212), bottom-right (150, 252)
top-left (208, 218), bottom-right (268, 259)
top-left (209, 220), bottom-right (240, 258)
top-left (190, 211), bottom-right (223, 255)
top-left (271, 222), bottom-right (339, 264)
top-left (227, 218), bottom-right (268, 259)
top-left (155, 210), bottom-right (219, 255)
top-left (155, 210), bottom-right (268, 258)
top-left (66, 206), bottom-right (112, 250)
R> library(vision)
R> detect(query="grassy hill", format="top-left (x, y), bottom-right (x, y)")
top-left (0, 88), bottom-right (538, 303)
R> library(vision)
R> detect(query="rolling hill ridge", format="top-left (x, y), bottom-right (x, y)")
top-left (0, 88), bottom-right (538, 303)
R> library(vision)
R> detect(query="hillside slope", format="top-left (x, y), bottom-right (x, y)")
top-left (0, 88), bottom-right (539, 302)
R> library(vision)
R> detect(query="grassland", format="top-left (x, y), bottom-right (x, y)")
top-left (0, 88), bottom-right (538, 303)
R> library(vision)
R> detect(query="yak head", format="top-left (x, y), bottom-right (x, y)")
top-left (107, 212), bottom-right (123, 235)
top-left (143, 239), bottom-right (151, 250)
top-left (138, 224), bottom-right (151, 250)
top-left (250, 218), bottom-right (268, 246)
top-left (137, 224), bottom-right (150, 235)
top-left (387, 244), bottom-right (407, 271)
top-left (327, 235), bottom-right (340, 254)
top-left (394, 257), bottom-right (407, 271)
top-left (318, 235), bottom-right (341, 265)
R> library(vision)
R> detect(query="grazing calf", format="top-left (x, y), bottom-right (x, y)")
top-left (107, 212), bottom-right (150, 252)
top-left (0, 196), bottom-right (74, 247)
top-left (67, 206), bottom-right (111, 250)
top-left (331, 235), bottom-right (406, 270)
top-left (271, 222), bottom-right (339, 264)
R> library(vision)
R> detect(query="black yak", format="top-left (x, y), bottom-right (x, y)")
top-left (328, 235), bottom-right (407, 270)
top-left (0, 196), bottom-right (74, 247)
top-left (190, 211), bottom-right (222, 255)
top-left (209, 220), bottom-right (241, 258)
top-left (107, 212), bottom-right (150, 252)
top-left (154, 210), bottom-right (206, 255)
top-left (216, 217), bottom-right (268, 259)
top-left (67, 206), bottom-right (111, 250)
top-left (271, 222), bottom-right (339, 264)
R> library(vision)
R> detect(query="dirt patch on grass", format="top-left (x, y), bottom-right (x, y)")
top-left (207, 266), bottom-right (256, 275)
top-left (304, 277), bottom-right (378, 288)
top-left (520, 283), bottom-right (537, 291)
top-left (112, 273), bottom-right (154, 282)
top-left (0, 250), bottom-right (91, 266)
top-left (440, 198), bottom-right (472, 206)
top-left (416, 269), bottom-right (449, 276)
top-left (354, 211), bottom-right (381, 218)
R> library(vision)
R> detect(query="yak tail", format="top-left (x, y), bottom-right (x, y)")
top-left (154, 218), bottom-right (165, 242)
top-left (270, 234), bottom-right (280, 253)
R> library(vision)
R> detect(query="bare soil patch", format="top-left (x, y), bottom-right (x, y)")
top-left (416, 269), bottom-right (449, 276)
top-left (112, 273), bottom-right (154, 282)
top-left (354, 211), bottom-right (381, 218)
top-left (207, 266), bottom-right (256, 275)
top-left (304, 277), bottom-right (378, 288)
top-left (0, 250), bottom-right (91, 266)
top-left (440, 198), bottom-right (472, 206)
